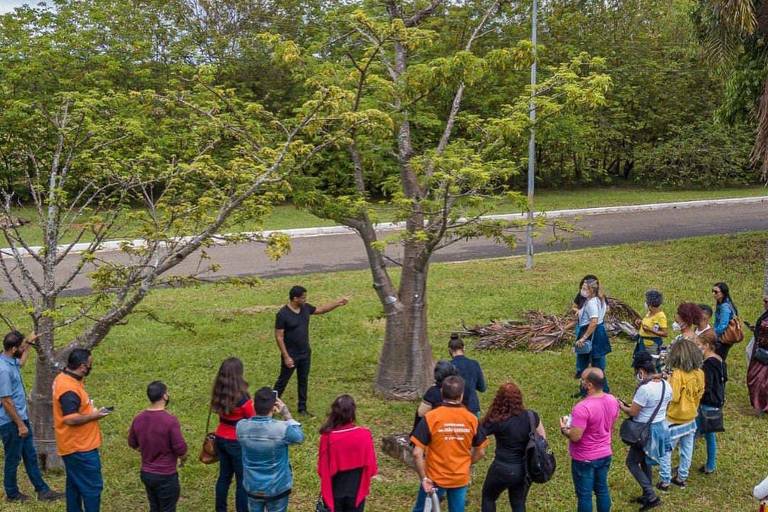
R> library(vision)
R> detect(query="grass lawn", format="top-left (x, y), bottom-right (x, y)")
top-left (3, 232), bottom-right (768, 511)
top-left (4, 185), bottom-right (766, 247)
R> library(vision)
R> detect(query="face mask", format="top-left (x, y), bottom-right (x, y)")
top-left (580, 290), bottom-right (589, 299)
top-left (83, 365), bottom-right (92, 377)
top-left (672, 321), bottom-right (681, 332)
top-left (164, 396), bottom-right (170, 407)
top-left (644, 302), bottom-right (649, 311)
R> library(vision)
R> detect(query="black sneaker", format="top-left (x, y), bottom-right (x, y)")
top-left (631, 496), bottom-right (645, 504)
top-left (698, 465), bottom-right (714, 475)
top-left (297, 410), bottom-right (315, 418)
top-left (639, 497), bottom-right (662, 511)
top-left (656, 481), bottom-right (670, 492)
top-left (38, 489), bottom-right (65, 501)
top-left (671, 476), bottom-right (686, 488)
top-left (7, 493), bottom-right (30, 503)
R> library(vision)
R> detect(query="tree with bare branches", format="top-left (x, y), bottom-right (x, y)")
top-left (0, 57), bottom-right (372, 468)
top-left (294, 0), bottom-right (611, 398)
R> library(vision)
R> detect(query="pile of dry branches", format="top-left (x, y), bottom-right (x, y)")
top-left (460, 297), bottom-right (641, 352)
top-left (0, 216), bottom-right (29, 229)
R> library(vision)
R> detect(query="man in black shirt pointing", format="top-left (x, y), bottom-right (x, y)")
top-left (273, 285), bottom-right (348, 416)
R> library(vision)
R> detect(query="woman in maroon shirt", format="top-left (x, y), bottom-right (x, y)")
top-left (211, 358), bottom-right (255, 512)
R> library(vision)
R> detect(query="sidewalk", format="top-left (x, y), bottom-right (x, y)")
top-left (2, 195), bottom-right (767, 258)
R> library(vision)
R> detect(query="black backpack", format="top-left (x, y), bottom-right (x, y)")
top-left (525, 411), bottom-right (556, 484)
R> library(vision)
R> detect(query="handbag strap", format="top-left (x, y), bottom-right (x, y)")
top-left (527, 410), bottom-right (537, 438)
top-left (646, 380), bottom-right (666, 425)
top-left (205, 405), bottom-right (214, 433)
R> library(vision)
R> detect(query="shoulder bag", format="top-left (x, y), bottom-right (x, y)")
top-left (574, 328), bottom-right (593, 355)
top-left (721, 305), bottom-right (744, 345)
top-left (699, 407), bottom-right (725, 433)
top-left (525, 411), bottom-right (556, 484)
top-left (199, 406), bottom-right (219, 465)
top-left (619, 380), bottom-right (665, 447)
top-left (721, 316), bottom-right (744, 344)
top-left (754, 341), bottom-right (768, 365)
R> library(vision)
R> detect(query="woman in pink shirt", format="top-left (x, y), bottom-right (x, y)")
top-left (317, 395), bottom-right (377, 512)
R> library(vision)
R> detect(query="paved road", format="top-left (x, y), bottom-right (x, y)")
top-left (2, 201), bottom-right (767, 297)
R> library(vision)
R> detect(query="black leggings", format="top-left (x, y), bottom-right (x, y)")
top-left (481, 461), bottom-right (530, 512)
top-left (333, 497), bottom-right (365, 512)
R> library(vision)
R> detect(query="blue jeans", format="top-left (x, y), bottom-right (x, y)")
top-left (413, 485), bottom-right (467, 512)
top-left (62, 449), bottom-right (103, 512)
top-left (659, 429), bottom-right (695, 483)
top-left (247, 494), bottom-right (290, 512)
top-left (696, 405), bottom-right (718, 472)
top-left (0, 420), bottom-right (50, 498)
top-left (571, 456), bottom-right (612, 512)
top-left (215, 437), bottom-right (248, 512)
top-left (575, 354), bottom-right (610, 394)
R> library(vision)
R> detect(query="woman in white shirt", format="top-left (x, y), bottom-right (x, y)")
top-left (620, 352), bottom-right (672, 511)
top-left (574, 278), bottom-right (612, 396)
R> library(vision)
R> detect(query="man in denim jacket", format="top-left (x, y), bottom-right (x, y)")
top-left (236, 387), bottom-right (304, 512)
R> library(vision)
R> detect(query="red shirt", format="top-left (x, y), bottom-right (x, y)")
top-left (215, 397), bottom-right (255, 440)
top-left (318, 424), bottom-right (378, 512)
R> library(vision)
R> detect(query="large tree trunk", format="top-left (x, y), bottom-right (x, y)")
top-left (29, 320), bottom-right (62, 471)
top-left (375, 241), bottom-right (433, 399)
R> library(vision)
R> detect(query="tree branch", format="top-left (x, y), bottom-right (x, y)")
top-left (405, 0), bottom-right (445, 27)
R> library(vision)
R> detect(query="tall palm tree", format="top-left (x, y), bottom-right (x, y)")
top-left (697, 0), bottom-right (768, 294)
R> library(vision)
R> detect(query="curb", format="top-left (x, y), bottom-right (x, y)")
top-left (3, 195), bottom-right (766, 258)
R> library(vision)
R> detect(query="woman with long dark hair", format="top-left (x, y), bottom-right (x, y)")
top-left (210, 358), bottom-right (254, 512)
top-left (318, 395), bottom-right (378, 512)
top-left (712, 282), bottom-right (738, 360)
top-left (479, 382), bottom-right (546, 512)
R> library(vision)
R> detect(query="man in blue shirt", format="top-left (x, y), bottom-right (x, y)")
top-left (0, 330), bottom-right (63, 503)
top-left (448, 334), bottom-right (487, 417)
top-left (236, 387), bottom-right (304, 512)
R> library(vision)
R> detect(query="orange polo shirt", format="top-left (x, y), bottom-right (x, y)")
top-left (52, 371), bottom-right (101, 456)
top-left (410, 403), bottom-right (488, 488)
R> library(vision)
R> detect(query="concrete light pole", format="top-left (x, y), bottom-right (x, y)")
top-left (525, 0), bottom-right (538, 270)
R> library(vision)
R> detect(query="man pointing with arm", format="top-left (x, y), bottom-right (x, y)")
top-left (273, 285), bottom-right (348, 417)
top-left (0, 330), bottom-right (63, 503)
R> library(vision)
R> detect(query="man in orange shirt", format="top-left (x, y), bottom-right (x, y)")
top-left (410, 375), bottom-right (487, 512)
top-left (52, 349), bottom-right (111, 512)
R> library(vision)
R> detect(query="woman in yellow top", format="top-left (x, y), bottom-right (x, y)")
top-left (634, 290), bottom-right (669, 366)
top-left (657, 304), bottom-right (705, 491)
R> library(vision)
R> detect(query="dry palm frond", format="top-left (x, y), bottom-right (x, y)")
top-left (461, 297), bottom-right (642, 352)
top-left (717, 0), bottom-right (758, 33)
top-left (0, 216), bottom-right (29, 229)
